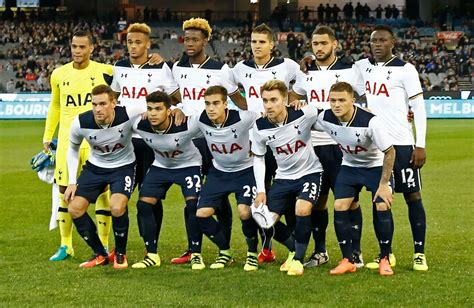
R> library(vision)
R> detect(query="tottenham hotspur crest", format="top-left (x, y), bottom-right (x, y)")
top-left (90, 77), bottom-right (95, 86)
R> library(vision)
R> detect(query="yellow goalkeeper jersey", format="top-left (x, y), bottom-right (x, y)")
top-left (42, 60), bottom-right (113, 147)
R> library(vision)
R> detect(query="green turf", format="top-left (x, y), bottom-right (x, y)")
top-left (0, 119), bottom-right (473, 306)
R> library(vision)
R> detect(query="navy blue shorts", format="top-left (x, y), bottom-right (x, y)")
top-left (334, 165), bottom-right (393, 203)
top-left (198, 167), bottom-right (256, 209)
top-left (314, 144), bottom-right (343, 195)
top-left (393, 145), bottom-right (422, 193)
top-left (267, 172), bottom-right (322, 215)
top-left (76, 161), bottom-right (136, 203)
top-left (139, 165), bottom-right (202, 200)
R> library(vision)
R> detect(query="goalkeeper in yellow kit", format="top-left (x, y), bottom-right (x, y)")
top-left (43, 30), bottom-right (113, 261)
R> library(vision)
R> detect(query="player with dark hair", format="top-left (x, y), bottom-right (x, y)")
top-left (252, 80), bottom-right (324, 276)
top-left (354, 24), bottom-right (428, 271)
top-left (64, 85), bottom-right (144, 269)
top-left (313, 82), bottom-right (396, 276)
top-left (231, 23), bottom-right (300, 264)
top-left (289, 25), bottom-right (365, 268)
top-left (169, 17), bottom-right (248, 265)
top-left (43, 30), bottom-right (113, 261)
top-left (131, 90), bottom-right (204, 269)
top-left (192, 86), bottom-right (260, 271)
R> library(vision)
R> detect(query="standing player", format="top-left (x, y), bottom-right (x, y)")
top-left (314, 82), bottom-right (396, 276)
top-left (231, 23), bottom-right (300, 263)
top-left (193, 86), bottom-right (260, 271)
top-left (170, 17), bottom-right (247, 264)
top-left (64, 85), bottom-right (143, 268)
top-left (252, 80), bottom-right (323, 276)
top-left (354, 25), bottom-right (428, 271)
top-left (43, 30), bottom-right (112, 261)
top-left (110, 23), bottom-right (180, 256)
top-left (289, 26), bottom-right (365, 268)
top-left (131, 91), bottom-right (203, 269)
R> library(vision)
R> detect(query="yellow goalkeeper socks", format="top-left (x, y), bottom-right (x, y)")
top-left (95, 190), bottom-right (111, 250)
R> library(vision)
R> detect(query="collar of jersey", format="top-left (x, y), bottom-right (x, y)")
top-left (125, 58), bottom-right (151, 69)
top-left (337, 106), bottom-right (358, 127)
top-left (372, 55), bottom-right (397, 66)
top-left (152, 116), bottom-right (173, 134)
top-left (188, 56), bottom-right (211, 69)
top-left (315, 57), bottom-right (338, 71)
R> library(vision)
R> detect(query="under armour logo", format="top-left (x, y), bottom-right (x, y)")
top-left (355, 132), bottom-right (361, 142)
top-left (115, 232), bottom-right (125, 237)
top-left (231, 128), bottom-right (237, 138)
top-left (206, 74), bottom-right (211, 84)
top-left (148, 73), bottom-right (152, 83)
top-left (366, 68), bottom-right (372, 73)
top-left (90, 77), bottom-right (95, 86)
top-left (245, 73), bottom-right (252, 78)
top-left (62, 81), bottom-right (70, 86)
top-left (387, 70), bottom-right (392, 80)
top-left (58, 219), bottom-right (65, 223)
top-left (272, 71), bottom-right (277, 79)
top-left (306, 76), bottom-right (313, 82)
top-left (205, 131), bottom-right (212, 136)
top-left (84, 236), bottom-right (89, 241)
top-left (191, 241), bottom-right (200, 245)
top-left (121, 73), bottom-right (128, 78)
top-left (414, 241), bottom-right (423, 246)
top-left (267, 135), bottom-right (276, 140)
top-left (89, 135), bottom-right (97, 140)
top-left (339, 240), bottom-right (347, 245)
top-left (181, 74), bottom-right (187, 79)
top-left (330, 130), bottom-right (337, 136)
top-left (408, 182), bottom-right (416, 188)
top-left (294, 125), bottom-right (301, 134)
top-left (380, 240), bottom-right (390, 244)
top-left (118, 129), bottom-right (124, 138)
top-left (145, 138), bottom-right (152, 143)
top-left (98, 221), bottom-right (107, 226)
top-left (174, 138), bottom-right (180, 146)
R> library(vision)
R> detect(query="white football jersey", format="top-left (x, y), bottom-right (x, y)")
top-left (189, 109), bottom-right (259, 172)
top-left (354, 56), bottom-right (423, 146)
top-left (69, 106), bottom-right (140, 173)
top-left (172, 56), bottom-right (239, 116)
top-left (252, 106), bottom-right (323, 179)
top-left (314, 106), bottom-right (393, 168)
top-left (133, 117), bottom-right (202, 169)
top-left (293, 57), bottom-right (365, 146)
top-left (231, 57), bottom-right (299, 113)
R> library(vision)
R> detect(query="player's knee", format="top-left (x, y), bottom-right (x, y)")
top-left (375, 202), bottom-right (390, 211)
top-left (196, 207), bottom-right (214, 218)
top-left (139, 196), bottom-right (157, 205)
top-left (334, 198), bottom-right (351, 211)
top-left (404, 191), bottom-right (421, 203)
top-left (237, 204), bottom-right (251, 220)
top-left (68, 202), bottom-right (85, 219)
top-left (349, 201), bottom-right (360, 210)
top-left (295, 200), bottom-right (312, 216)
top-left (110, 203), bottom-right (127, 217)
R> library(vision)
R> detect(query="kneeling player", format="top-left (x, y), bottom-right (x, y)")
top-left (132, 91), bottom-right (204, 269)
top-left (314, 82), bottom-right (396, 276)
top-left (64, 85), bottom-right (143, 269)
top-left (252, 80), bottom-right (323, 276)
top-left (192, 86), bottom-right (261, 271)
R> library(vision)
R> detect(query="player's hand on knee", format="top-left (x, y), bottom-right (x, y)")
top-left (373, 183), bottom-right (393, 208)
top-left (64, 184), bottom-right (77, 204)
top-left (410, 147), bottom-right (426, 169)
top-left (148, 53), bottom-right (164, 65)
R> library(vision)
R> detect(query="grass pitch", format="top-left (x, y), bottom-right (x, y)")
top-left (0, 119), bottom-right (473, 306)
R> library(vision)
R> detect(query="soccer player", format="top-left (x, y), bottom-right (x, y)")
top-left (314, 82), bottom-right (395, 276)
top-left (110, 23), bottom-right (180, 257)
top-left (64, 85), bottom-right (142, 269)
top-left (131, 91), bottom-right (204, 269)
top-left (42, 30), bottom-right (113, 261)
top-left (192, 86), bottom-right (260, 271)
top-left (170, 17), bottom-right (247, 264)
top-left (354, 25), bottom-right (428, 271)
top-left (230, 23), bottom-right (300, 263)
top-left (289, 26), bottom-right (365, 268)
top-left (252, 80), bottom-right (323, 276)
